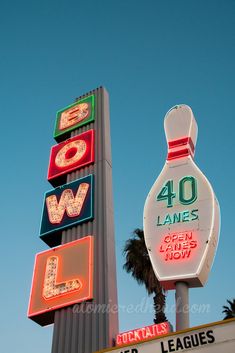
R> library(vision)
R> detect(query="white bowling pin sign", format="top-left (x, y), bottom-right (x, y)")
top-left (143, 105), bottom-right (220, 290)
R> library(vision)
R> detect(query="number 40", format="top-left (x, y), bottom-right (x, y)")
top-left (156, 176), bottom-right (197, 208)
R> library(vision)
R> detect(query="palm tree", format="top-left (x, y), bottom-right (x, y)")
top-left (223, 299), bottom-right (235, 320)
top-left (123, 228), bottom-right (167, 324)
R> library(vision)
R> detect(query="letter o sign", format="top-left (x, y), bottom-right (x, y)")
top-left (48, 129), bottom-right (94, 187)
top-left (55, 140), bottom-right (87, 168)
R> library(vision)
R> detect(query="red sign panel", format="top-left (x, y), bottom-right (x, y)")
top-left (116, 322), bottom-right (171, 346)
top-left (28, 236), bottom-right (94, 326)
top-left (48, 129), bottom-right (94, 187)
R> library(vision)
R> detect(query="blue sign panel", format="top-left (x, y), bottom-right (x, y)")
top-left (40, 174), bottom-right (94, 247)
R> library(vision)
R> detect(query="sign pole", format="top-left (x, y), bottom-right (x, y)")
top-left (175, 281), bottom-right (189, 331)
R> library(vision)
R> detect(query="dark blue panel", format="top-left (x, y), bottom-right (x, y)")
top-left (40, 174), bottom-right (94, 247)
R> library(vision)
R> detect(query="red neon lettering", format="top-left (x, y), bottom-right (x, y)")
top-left (134, 330), bottom-right (141, 340)
top-left (145, 326), bottom-right (153, 338)
top-left (181, 250), bottom-right (191, 259)
top-left (116, 335), bottom-right (122, 345)
top-left (160, 232), bottom-right (197, 261)
top-left (128, 332), bottom-right (134, 342)
top-left (116, 322), bottom-right (170, 345)
top-left (190, 240), bottom-right (197, 248)
top-left (46, 183), bottom-right (89, 224)
top-left (164, 236), bottom-right (171, 243)
top-left (165, 249), bottom-right (192, 261)
top-left (155, 323), bottom-right (169, 335)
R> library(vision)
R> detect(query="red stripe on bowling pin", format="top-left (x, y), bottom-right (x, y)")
top-left (167, 136), bottom-right (195, 160)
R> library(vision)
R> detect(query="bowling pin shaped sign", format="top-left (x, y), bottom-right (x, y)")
top-left (143, 105), bottom-right (220, 290)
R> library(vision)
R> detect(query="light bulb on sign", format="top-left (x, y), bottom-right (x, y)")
top-left (43, 256), bottom-right (81, 299)
top-left (55, 140), bottom-right (87, 168)
top-left (143, 105), bottom-right (220, 290)
top-left (46, 183), bottom-right (90, 224)
top-left (47, 129), bottom-right (95, 187)
top-left (59, 103), bottom-right (90, 130)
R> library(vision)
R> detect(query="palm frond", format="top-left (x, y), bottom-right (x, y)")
top-left (123, 228), bottom-right (167, 323)
top-left (223, 299), bottom-right (235, 320)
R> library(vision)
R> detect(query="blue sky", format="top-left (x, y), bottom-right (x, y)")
top-left (1, 1), bottom-right (235, 352)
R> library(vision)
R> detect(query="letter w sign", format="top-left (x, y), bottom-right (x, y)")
top-left (40, 174), bottom-right (94, 247)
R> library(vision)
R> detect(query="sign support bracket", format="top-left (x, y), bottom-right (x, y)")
top-left (175, 281), bottom-right (189, 331)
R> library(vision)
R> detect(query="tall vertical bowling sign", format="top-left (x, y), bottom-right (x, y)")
top-left (28, 88), bottom-right (118, 353)
top-left (144, 105), bottom-right (220, 289)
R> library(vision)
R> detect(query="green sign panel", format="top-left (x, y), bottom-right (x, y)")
top-left (54, 95), bottom-right (95, 141)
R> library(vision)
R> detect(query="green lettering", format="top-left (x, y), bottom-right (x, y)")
top-left (182, 211), bottom-right (190, 222)
top-left (156, 180), bottom-right (176, 208)
top-left (163, 214), bottom-right (172, 225)
top-left (157, 216), bottom-right (163, 226)
top-left (191, 209), bottom-right (199, 220)
top-left (179, 176), bottom-right (197, 205)
top-left (173, 212), bottom-right (181, 223)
